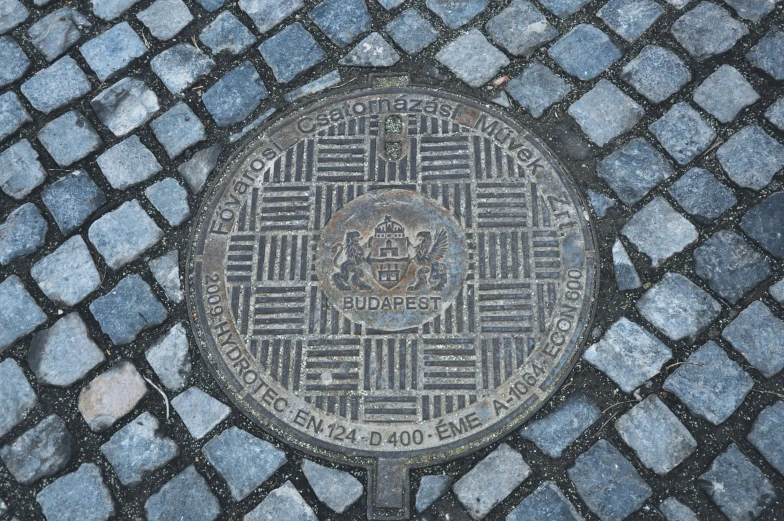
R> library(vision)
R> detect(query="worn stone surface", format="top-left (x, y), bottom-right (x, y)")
top-left (723, 0), bottom-right (778, 21)
top-left (91, 77), bottom-right (159, 137)
top-left (426, 0), bottom-right (487, 28)
top-left (145, 465), bottom-right (221, 521)
top-left (386, 9), bottom-right (438, 55)
top-left (741, 191), bottom-right (784, 258)
top-left (506, 60), bottom-right (570, 119)
top-left (146, 323), bottom-right (191, 390)
top-left (177, 144), bottom-right (222, 193)
top-left (0, 139), bottom-right (46, 200)
top-left (149, 250), bottom-right (183, 303)
top-left (506, 481), bottom-right (583, 521)
top-left (88, 200), bottom-right (163, 270)
top-left (145, 178), bottom-right (191, 226)
top-left (622, 197), bottom-right (698, 267)
top-left (150, 44), bottom-right (215, 94)
top-left (612, 239), bottom-right (642, 291)
top-left (0, 0), bottom-right (28, 34)
top-left (37, 110), bottom-right (103, 167)
top-left (719, 125), bottom-right (784, 191)
top-left (0, 275), bottom-right (46, 352)
top-left (699, 444), bottom-right (777, 521)
top-left (27, 7), bottom-right (91, 62)
top-left (200, 11), bottom-right (256, 56)
top-left (767, 96), bottom-right (784, 131)
top-left (436, 28), bottom-right (510, 87)
top-left (89, 274), bottom-right (167, 344)
top-left (587, 189), bottom-right (616, 218)
top-left (101, 411), bottom-right (179, 485)
top-left (31, 236), bottom-right (101, 307)
top-left (568, 80), bottom-right (644, 147)
top-left (722, 300), bottom-right (784, 377)
top-left (245, 480), bottom-right (316, 521)
top-left (770, 278), bottom-right (784, 304)
top-left (340, 32), bottom-right (400, 67)
top-left (649, 102), bottom-right (716, 166)
top-left (309, 0), bottom-right (371, 47)
top-left (36, 463), bottom-right (114, 521)
top-left (79, 22), bottom-right (147, 81)
top-left (0, 91), bottom-right (30, 144)
top-left (520, 392), bottom-right (600, 457)
top-left (658, 498), bottom-right (700, 521)
top-left (172, 387), bottom-right (231, 439)
top-left (584, 317), bottom-right (672, 393)
top-left (41, 170), bottom-right (106, 235)
top-left (415, 475), bottom-right (453, 513)
top-left (259, 23), bottom-right (326, 83)
top-left (239, 0), bottom-right (304, 34)
top-left (92, 0), bottom-right (140, 21)
top-left (301, 459), bottom-right (363, 513)
top-left (621, 45), bottom-right (692, 104)
top-left (598, 0), bottom-right (663, 42)
top-left (0, 415), bottom-right (72, 485)
top-left (452, 443), bottom-right (531, 520)
top-left (667, 168), bottom-right (735, 222)
top-left (0, 359), bottom-right (37, 437)
top-left (597, 138), bottom-right (673, 206)
top-left (485, 0), bottom-right (557, 57)
top-left (670, 2), bottom-right (748, 60)
top-left (28, 313), bottom-right (105, 387)
top-left (0, 36), bottom-right (29, 87)
top-left (78, 360), bottom-right (148, 431)
top-left (150, 102), bottom-right (205, 159)
top-left (747, 401), bottom-right (784, 476)
top-left (203, 61), bottom-right (267, 127)
top-left (538, 0), bottom-right (589, 17)
top-left (137, 0), bottom-right (192, 40)
top-left (285, 70), bottom-right (342, 102)
top-left (747, 27), bottom-right (784, 80)
top-left (693, 65), bottom-right (760, 123)
top-left (548, 24), bottom-right (621, 81)
top-left (0, 202), bottom-right (47, 265)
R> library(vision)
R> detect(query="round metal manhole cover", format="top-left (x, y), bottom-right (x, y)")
top-left (188, 77), bottom-right (597, 520)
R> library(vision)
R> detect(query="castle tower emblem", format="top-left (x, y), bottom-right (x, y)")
top-left (367, 216), bottom-right (411, 289)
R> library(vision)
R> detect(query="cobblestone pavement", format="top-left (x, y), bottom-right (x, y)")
top-left (1, 0), bottom-right (784, 520)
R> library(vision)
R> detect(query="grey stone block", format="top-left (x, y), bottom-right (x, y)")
top-left (0, 36), bottom-right (29, 87)
top-left (742, 191), bottom-right (784, 258)
top-left (245, 481), bottom-right (316, 521)
top-left (203, 62), bottom-right (267, 127)
top-left (453, 443), bottom-right (531, 520)
top-left (145, 466), bottom-right (221, 521)
top-left (97, 135), bottom-right (161, 189)
top-left (622, 197), bottom-right (698, 267)
top-left (89, 274), bottom-right (167, 344)
top-left (137, 0), bottom-right (193, 40)
top-left (659, 498), bottom-right (699, 521)
top-left (0, 202), bottom-right (47, 265)
top-left (145, 178), bottom-right (191, 226)
top-left (91, 77), bottom-right (159, 137)
top-left (747, 401), bottom-right (784, 476)
top-left (694, 230), bottom-right (771, 303)
top-left (616, 395), bottom-right (696, 474)
top-left (621, 45), bottom-right (690, 104)
top-left (37, 111), bottom-right (103, 167)
top-left (426, 0), bottom-right (487, 28)
top-left (548, 24), bottom-right (621, 81)
top-left (285, 70), bottom-right (342, 103)
top-left (637, 272), bottom-right (720, 341)
top-left (667, 168), bottom-right (735, 223)
top-left (723, 0), bottom-right (777, 21)
top-left (766, 96), bottom-right (784, 131)
top-left (717, 125), bottom-right (784, 190)
top-left (340, 32), bottom-right (401, 67)
top-left (0, 415), bottom-right (72, 485)
top-left (151, 44), bottom-right (215, 94)
top-left (649, 102), bottom-right (715, 165)
top-left (92, 0), bottom-right (140, 20)
top-left (699, 444), bottom-right (777, 521)
top-left (21, 56), bottom-right (91, 114)
top-left (146, 323), bottom-right (191, 390)
top-left (416, 475), bottom-right (453, 513)
top-left (723, 300), bottom-right (784, 377)
top-left (436, 29), bottom-right (510, 88)
top-left (101, 412), bottom-right (179, 485)
top-left (671, 2), bottom-right (748, 60)
top-left (0, 0), bottom-right (28, 34)
top-left (28, 313), bottom-right (105, 387)
top-left (587, 189), bottom-right (615, 218)
top-left (507, 481), bottom-right (583, 521)
top-left (485, 0), bottom-right (557, 56)
top-left (568, 440), bottom-right (651, 521)
top-left (506, 60), bottom-right (570, 119)
top-left (597, 138), bottom-right (673, 205)
top-left (37, 464), bottom-right (114, 521)
top-left (693, 65), bottom-right (760, 123)
top-left (172, 387), bottom-right (231, 439)
top-left (770, 278), bottom-right (784, 304)
top-left (568, 80), bottom-right (644, 147)
top-left (41, 170), bottom-right (106, 235)
top-left (0, 359), bottom-right (36, 437)
top-left (151, 102), bottom-right (205, 158)
top-left (195, 0), bottom-right (224, 12)
top-left (199, 11), bottom-right (256, 56)
top-left (0, 92), bottom-right (30, 144)
top-left (378, 0), bottom-right (405, 8)
top-left (203, 427), bottom-right (287, 501)
top-left (0, 275), bottom-right (46, 352)
top-left (538, 0), bottom-right (590, 17)
top-left (612, 239), bottom-right (641, 291)
top-left (520, 391), bottom-right (600, 457)
top-left (310, 0), bottom-right (371, 47)
top-left (178, 144), bottom-right (222, 193)
top-left (301, 459), bottom-right (363, 513)
top-left (148, 250), bottom-right (183, 303)
top-left (386, 9), bottom-right (438, 55)
top-left (0, 139), bottom-right (47, 200)
top-left (584, 317), bottom-right (671, 393)
top-left (239, 0), bottom-right (303, 34)
top-left (598, 0), bottom-right (663, 42)
top-left (80, 22), bottom-right (147, 81)
top-left (31, 235), bottom-right (101, 306)
top-left (747, 27), bottom-right (784, 80)
top-left (27, 7), bottom-right (91, 61)
top-left (259, 23), bottom-right (326, 83)
top-left (664, 341), bottom-right (753, 425)
top-left (78, 360), bottom-right (148, 431)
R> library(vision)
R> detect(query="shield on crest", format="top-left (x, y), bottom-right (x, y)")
top-left (366, 215), bottom-right (411, 289)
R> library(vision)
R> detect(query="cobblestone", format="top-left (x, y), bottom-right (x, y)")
top-left (88, 200), bottom-right (162, 270)
top-left (0, 202), bottom-right (47, 265)
top-left (177, 144), bottom-right (222, 193)
top-left (199, 11), bottom-right (257, 57)
top-left (741, 191), bottom-right (784, 258)
top-left (506, 61), bottom-right (570, 119)
top-left (378, 0), bottom-right (404, 8)
top-left (722, 300), bottom-right (784, 377)
top-left (415, 475), bottom-right (453, 513)
top-left (612, 239), bottom-right (642, 291)
top-left (340, 32), bottom-right (400, 67)
top-left (436, 29), bottom-right (509, 88)
top-left (146, 323), bottom-right (191, 390)
top-left (597, 138), bottom-right (673, 205)
top-left (148, 250), bottom-right (183, 303)
top-left (584, 317), bottom-right (671, 393)
top-left (386, 9), bottom-right (438, 56)
top-left (717, 125), bottom-right (784, 190)
top-left (670, 2), bottom-right (748, 60)
top-left (548, 25), bottom-right (621, 81)
top-left (145, 465), bottom-right (221, 521)
top-left (0, 0), bottom-right (28, 34)
top-left (238, 0), bottom-right (303, 34)
top-left (693, 65), bottom-right (760, 123)
top-left (41, 170), bottom-right (106, 235)
top-left (0, 275), bottom-right (46, 352)
top-left (767, 96), bottom-right (784, 131)
top-left (0, 92), bottom-right (30, 143)
top-left (506, 481), bottom-right (583, 521)
top-left (746, 27), bottom-right (784, 80)
top-left (101, 411), bottom-right (179, 485)
top-left (667, 168), bottom-right (735, 223)
top-left (203, 61), bottom-right (267, 126)
top-left (452, 443), bottom-right (531, 520)
top-left (27, 7), bottom-right (91, 62)
top-left (699, 444), bottom-right (777, 521)
top-left (245, 480), bottom-right (316, 521)
top-left (150, 44), bottom-right (215, 94)
top-left (145, 178), bottom-right (191, 226)
top-left (538, 0), bottom-right (590, 18)
top-left (89, 274), bottom-right (167, 344)
top-left (36, 463), bottom-right (114, 521)
top-left (587, 189), bottom-right (616, 218)
top-left (723, 0), bottom-right (778, 21)
top-left (91, 77), bottom-right (160, 137)
top-left (259, 23), bottom-right (326, 84)
top-left (28, 313), bottom-right (105, 387)
top-left (620, 45), bottom-right (691, 104)
top-left (38, 110), bottom-right (103, 167)
top-left (92, 0), bottom-right (140, 21)
top-left (485, 0), bottom-right (557, 57)
top-left (649, 102), bottom-right (715, 166)
top-left (80, 22), bottom-right (147, 82)
top-left (747, 401), bottom-right (784, 476)
top-left (568, 440), bottom-right (652, 521)
top-left (310, 0), bottom-right (371, 48)
top-left (151, 102), bottom-right (206, 158)
top-left (658, 498), bottom-right (700, 521)
top-left (172, 386), bottom-right (231, 439)
top-left (0, 139), bottom-right (47, 199)
top-left (0, 36), bottom-right (29, 87)
top-left (623, 197), bottom-right (698, 267)
top-left (598, 0), bottom-right (663, 42)
top-left (426, 0), bottom-right (487, 28)
top-left (568, 80), bottom-right (644, 147)
top-left (301, 459), bottom-right (363, 513)
top-left (31, 236), bottom-right (101, 307)
top-left (78, 360), bottom-right (148, 431)
top-left (520, 391), bottom-right (600, 457)
top-left (137, 0), bottom-right (193, 41)
top-left (0, 359), bottom-right (37, 437)
top-left (0, 414), bottom-right (73, 485)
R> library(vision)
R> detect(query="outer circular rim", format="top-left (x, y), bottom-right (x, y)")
top-left (186, 76), bottom-right (600, 471)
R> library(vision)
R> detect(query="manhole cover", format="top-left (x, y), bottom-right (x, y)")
top-left (188, 76), bottom-right (597, 520)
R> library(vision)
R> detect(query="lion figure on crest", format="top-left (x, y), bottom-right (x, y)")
top-left (408, 229), bottom-right (448, 291)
